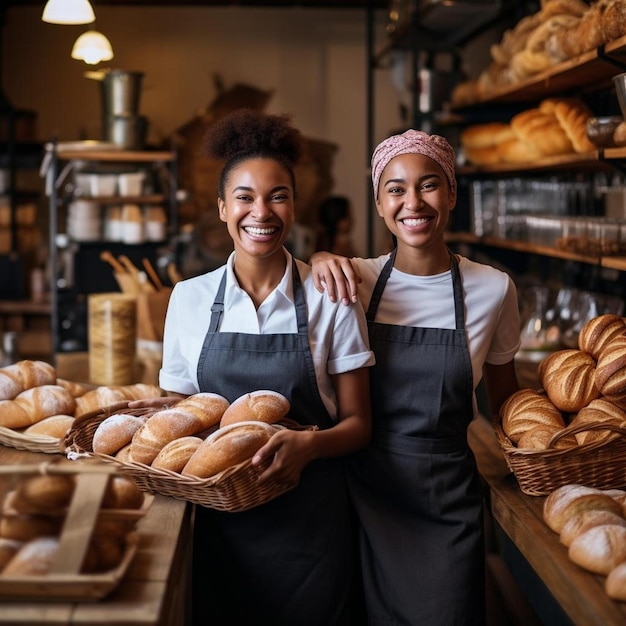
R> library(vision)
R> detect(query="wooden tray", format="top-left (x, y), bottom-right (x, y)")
top-left (0, 462), bottom-right (150, 601)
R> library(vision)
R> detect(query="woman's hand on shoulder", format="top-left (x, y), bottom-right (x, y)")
top-left (310, 251), bottom-right (361, 306)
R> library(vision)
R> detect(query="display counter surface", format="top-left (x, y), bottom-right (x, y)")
top-left (0, 446), bottom-right (192, 626)
top-left (469, 415), bottom-right (626, 626)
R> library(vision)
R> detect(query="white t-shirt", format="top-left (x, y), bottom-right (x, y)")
top-left (353, 254), bottom-right (521, 391)
top-left (159, 249), bottom-right (375, 418)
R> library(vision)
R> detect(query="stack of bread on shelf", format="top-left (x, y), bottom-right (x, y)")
top-left (0, 471), bottom-right (145, 576)
top-left (451, 0), bottom-right (626, 107)
top-left (460, 96), bottom-right (595, 165)
top-left (90, 389), bottom-right (291, 478)
top-left (0, 359), bottom-right (162, 445)
top-left (500, 313), bottom-right (626, 451)
top-left (542, 483), bottom-right (626, 600)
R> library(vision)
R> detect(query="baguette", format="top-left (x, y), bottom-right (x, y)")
top-left (0, 384), bottom-right (76, 429)
top-left (0, 360), bottom-right (56, 401)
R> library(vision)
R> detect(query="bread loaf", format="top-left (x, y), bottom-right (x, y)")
top-left (569, 524), bottom-right (626, 575)
top-left (603, 488), bottom-right (626, 516)
top-left (0, 360), bottom-right (56, 402)
top-left (553, 98), bottom-right (596, 153)
top-left (0, 514), bottom-right (62, 542)
top-left (129, 393), bottom-right (229, 465)
top-left (151, 436), bottom-right (203, 473)
top-left (500, 388), bottom-right (565, 444)
top-left (0, 537), bottom-right (23, 571)
top-left (543, 484), bottom-right (622, 533)
top-left (92, 413), bottom-right (148, 456)
top-left (2, 536), bottom-right (59, 576)
top-left (496, 137), bottom-right (544, 163)
top-left (16, 474), bottom-right (75, 510)
top-left (23, 414), bottom-right (75, 439)
top-left (606, 560), bottom-right (626, 601)
top-left (560, 509), bottom-right (626, 547)
top-left (182, 421), bottom-right (276, 478)
top-left (0, 384), bottom-right (77, 429)
top-left (516, 424), bottom-right (575, 450)
top-left (88, 533), bottom-right (125, 572)
top-left (538, 349), bottom-right (600, 412)
top-left (74, 383), bottom-right (163, 418)
top-left (101, 476), bottom-right (145, 510)
top-left (578, 314), bottom-right (626, 360)
top-left (595, 335), bottom-right (626, 398)
top-left (220, 390), bottom-right (290, 427)
top-left (567, 398), bottom-right (626, 445)
top-left (56, 378), bottom-right (91, 398)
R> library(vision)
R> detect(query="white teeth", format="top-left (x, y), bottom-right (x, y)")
top-left (244, 226), bottom-right (276, 235)
top-left (402, 218), bottom-right (429, 227)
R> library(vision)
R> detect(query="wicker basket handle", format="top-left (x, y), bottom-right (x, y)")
top-left (548, 420), bottom-right (626, 449)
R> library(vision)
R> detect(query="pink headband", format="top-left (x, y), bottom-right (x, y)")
top-left (371, 129), bottom-right (457, 199)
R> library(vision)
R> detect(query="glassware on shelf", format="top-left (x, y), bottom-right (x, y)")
top-left (518, 286), bottom-right (561, 359)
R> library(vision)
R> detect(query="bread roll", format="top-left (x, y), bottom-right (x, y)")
top-left (500, 388), bottom-right (565, 444)
top-left (0, 384), bottom-right (77, 429)
top-left (0, 537), bottom-right (23, 571)
top-left (16, 474), bottom-right (75, 510)
top-left (560, 509), bottom-right (626, 547)
top-left (56, 378), bottom-right (91, 398)
top-left (516, 424), bottom-right (576, 450)
top-left (567, 398), bottom-right (626, 445)
top-left (74, 386), bottom-right (133, 418)
top-left (220, 390), bottom-right (290, 427)
top-left (0, 514), bottom-right (62, 542)
top-left (543, 484), bottom-right (622, 533)
top-left (569, 524), bottom-right (626, 575)
top-left (0, 360), bottom-right (56, 402)
top-left (23, 414), bottom-right (75, 439)
top-left (130, 393), bottom-right (229, 465)
top-left (92, 413), bottom-right (148, 456)
top-left (2, 536), bottom-right (59, 576)
top-left (538, 349), bottom-right (600, 412)
top-left (595, 335), bottom-right (626, 397)
top-left (496, 137), bottom-right (544, 163)
top-left (460, 123), bottom-right (516, 149)
top-left (101, 476), bottom-right (145, 510)
top-left (603, 488), bottom-right (626, 516)
top-left (88, 533), bottom-right (125, 572)
top-left (151, 436), bottom-right (203, 473)
top-left (578, 314), bottom-right (626, 360)
top-left (182, 421), bottom-right (276, 478)
top-left (115, 444), bottom-right (133, 463)
top-left (606, 560), bottom-right (626, 601)
top-left (552, 98), bottom-right (596, 153)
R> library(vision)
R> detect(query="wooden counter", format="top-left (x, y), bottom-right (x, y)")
top-left (0, 446), bottom-right (192, 626)
top-left (469, 415), bottom-right (626, 626)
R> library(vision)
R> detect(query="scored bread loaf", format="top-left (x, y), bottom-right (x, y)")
top-left (220, 390), bottom-right (290, 427)
top-left (543, 483), bottom-right (623, 533)
top-left (567, 398), bottom-right (626, 445)
top-left (182, 421), bottom-right (276, 479)
top-left (23, 414), bottom-right (75, 439)
top-left (92, 413), bottom-right (148, 456)
top-left (516, 424), bottom-right (575, 450)
top-left (595, 334), bottom-right (626, 398)
top-left (55, 378), bottom-right (91, 398)
top-left (500, 388), bottom-right (565, 444)
top-left (578, 314), bottom-right (626, 360)
top-left (538, 349), bottom-right (600, 412)
top-left (2, 536), bottom-right (60, 576)
top-left (568, 524), bottom-right (626, 575)
top-left (151, 436), bottom-right (203, 473)
top-left (606, 560), bottom-right (626, 601)
top-left (74, 383), bottom-right (163, 418)
top-left (0, 360), bottom-right (56, 402)
top-left (129, 393), bottom-right (229, 465)
top-left (560, 509), bottom-right (626, 547)
top-left (0, 384), bottom-right (77, 429)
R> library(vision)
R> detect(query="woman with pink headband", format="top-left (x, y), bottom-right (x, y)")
top-left (311, 129), bottom-right (521, 625)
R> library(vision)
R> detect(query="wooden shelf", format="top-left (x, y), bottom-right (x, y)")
top-left (56, 150), bottom-right (174, 163)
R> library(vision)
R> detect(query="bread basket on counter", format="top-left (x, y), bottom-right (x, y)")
top-left (493, 419), bottom-right (626, 496)
top-left (64, 402), bottom-right (317, 512)
top-left (0, 426), bottom-right (64, 455)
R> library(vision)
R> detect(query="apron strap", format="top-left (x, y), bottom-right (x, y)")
top-left (366, 249), bottom-right (396, 322)
top-left (208, 269), bottom-right (228, 332)
top-left (449, 252), bottom-right (466, 332)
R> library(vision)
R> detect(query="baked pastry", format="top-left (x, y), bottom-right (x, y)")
top-left (516, 424), bottom-right (575, 450)
top-left (567, 398), bottom-right (626, 445)
top-left (500, 388), bottom-right (565, 444)
top-left (182, 421), bottom-right (276, 478)
top-left (606, 560), bottom-right (626, 601)
top-left (560, 509), bottom-right (626, 547)
top-left (0, 385), bottom-right (76, 429)
top-left (0, 537), bottom-right (23, 570)
top-left (538, 349), bottom-right (600, 412)
top-left (569, 524), bottom-right (626, 575)
top-left (101, 476), bottom-right (145, 510)
top-left (2, 536), bottom-right (60, 576)
top-left (577, 313), bottom-right (626, 360)
top-left (23, 414), bottom-right (75, 439)
top-left (510, 108), bottom-right (573, 156)
top-left (0, 360), bottom-right (56, 402)
top-left (552, 98), bottom-right (596, 153)
top-left (151, 436), bottom-right (203, 473)
top-left (595, 335), bottom-right (626, 398)
top-left (600, 0), bottom-right (626, 41)
top-left (220, 390), bottom-right (290, 427)
top-left (92, 413), bottom-right (148, 456)
top-left (15, 474), bottom-right (75, 510)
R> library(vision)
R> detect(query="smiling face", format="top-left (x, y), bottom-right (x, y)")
top-left (218, 157), bottom-right (295, 262)
top-left (375, 152), bottom-right (456, 265)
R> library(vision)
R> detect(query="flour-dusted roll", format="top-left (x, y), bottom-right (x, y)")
top-left (560, 509), bottom-right (626, 547)
top-left (0, 385), bottom-right (76, 429)
top-left (500, 388), bottom-right (565, 444)
top-left (182, 421), bottom-right (276, 479)
top-left (606, 561), bottom-right (626, 601)
top-left (538, 349), bottom-right (600, 413)
top-left (23, 414), bottom-right (75, 439)
top-left (567, 398), bottom-right (626, 445)
top-left (0, 360), bottom-right (56, 402)
top-left (2, 536), bottom-right (60, 576)
top-left (569, 524), bottom-right (626, 575)
top-left (74, 386), bottom-right (133, 418)
top-left (92, 413), bottom-right (148, 456)
top-left (151, 436), bottom-right (203, 473)
top-left (220, 390), bottom-right (290, 427)
top-left (543, 483), bottom-right (623, 533)
top-left (577, 314), bottom-right (626, 360)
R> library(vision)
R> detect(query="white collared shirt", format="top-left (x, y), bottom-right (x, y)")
top-left (159, 249), bottom-right (374, 418)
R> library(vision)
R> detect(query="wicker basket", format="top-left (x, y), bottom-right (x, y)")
top-left (64, 401), bottom-right (317, 512)
top-left (493, 419), bottom-right (626, 496)
top-left (0, 426), bottom-right (64, 454)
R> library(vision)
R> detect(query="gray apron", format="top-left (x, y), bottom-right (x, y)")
top-left (349, 250), bottom-right (485, 626)
top-left (192, 259), bottom-right (356, 626)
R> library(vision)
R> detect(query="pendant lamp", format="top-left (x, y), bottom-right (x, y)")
top-left (42, 0), bottom-right (95, 25)
top-left (71, 30), bottom-right (114, 65)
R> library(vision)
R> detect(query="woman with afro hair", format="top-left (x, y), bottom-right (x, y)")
top-left (158, 109), bottom-right (374, 625)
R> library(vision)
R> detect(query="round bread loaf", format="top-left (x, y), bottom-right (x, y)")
top-left (569, 524), bottom-right (626, 575)
top-left (595, 335), bottom-right (626, 398)
top-left (606, 561), bottom-right (626, 601)
top-left (500, 388), bottom-right (564, 444)
top-left (92, 413), bottom-right (147, 456)
top-left (101, 476), bottom-right (145, 510)
top-left (538, 349), bottom-right (600, 412)
top-left (182, 421), bottom-right (276, 479)
top-left (151, 436), bottom-right (203, 473)
top-left (560, 509), bottom-right (626, 547)
top-left (89, 533), bottom-right (125, 572)
top-left (220, 390), bottom-right (290, 428)
top-left (567, 398), bottom-right (626, 445)
top-left (23, 414), bottom-right (75, 439)
top-left (516, 424), bottom-right (575, 450)
top-left (543, 484), bottom-right (623, 533)
top-left (578, 314), bottom-right (626, 360)
top-left (16, 474), bottom-right (75, 510)
top-left (0, 514), bottom-right (62, 542)
top-left (2, 536), bottom-right (59, 576)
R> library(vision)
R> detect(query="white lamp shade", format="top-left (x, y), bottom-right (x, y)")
top-left (42, 0), bottom-right (96, 25)
top-left (71, 31), bottom-right (114, 65)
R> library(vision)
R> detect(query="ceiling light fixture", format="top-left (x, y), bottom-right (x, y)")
top-left (71, 30), bottom-right (114, 65)
top-left (42, 0), bottom-right (96, 25)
